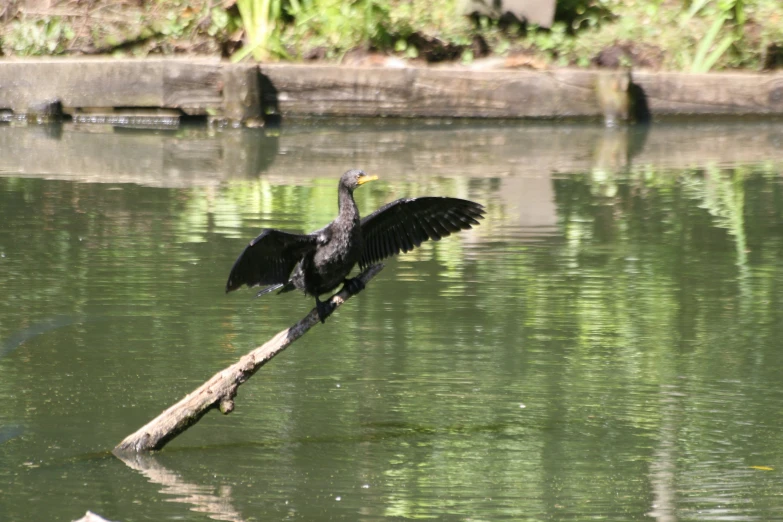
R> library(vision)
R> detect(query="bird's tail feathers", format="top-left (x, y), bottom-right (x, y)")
top-left (255, 281), bottom-right (296, 298)
top-left (256, 284), bottom-right (284, 298)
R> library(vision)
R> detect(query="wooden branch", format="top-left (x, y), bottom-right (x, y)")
top-left (113, 264), bottom-right (384, 453)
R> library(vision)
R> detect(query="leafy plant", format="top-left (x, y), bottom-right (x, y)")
top-left (687, 15), bottom-right (736, 72)
top-left (231, 0), bottom-right (286, 61)
top-left (679, 0), bottom-right (746, 72)
top-left (3, 17), bottom-right (74, 55)
top-left (231, 0), bottom-right (395, 61)
top-left (283, 0), bottom-right (393, 58)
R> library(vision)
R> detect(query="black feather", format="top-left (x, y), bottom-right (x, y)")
top-left (225, 229), bottom-right (318, 292)
top-left (359, 197), bottom-right (485, 269)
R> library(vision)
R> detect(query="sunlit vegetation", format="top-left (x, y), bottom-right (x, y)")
top-left (0, 0), bottom-right (781, 70)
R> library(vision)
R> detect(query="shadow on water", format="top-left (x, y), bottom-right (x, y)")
top-left (0, 424), bottom-right (23, 445)
top-left (0, 315), bottom-right (94, 359)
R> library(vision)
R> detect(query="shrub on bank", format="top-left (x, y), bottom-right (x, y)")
top-left (0, 0), bottom-right (781, 71)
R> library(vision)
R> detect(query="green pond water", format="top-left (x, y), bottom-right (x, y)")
top-left (1, 121), bottom-right (783, 521)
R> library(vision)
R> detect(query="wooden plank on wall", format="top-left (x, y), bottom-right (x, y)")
top-left (0, 58), bottom-right (230, 116)
top-left (0, 59), bottom-right (166, 112)
top-left (260, 64), bottom-right (783, 119)
top-left (162, 61), bottom-right (223, 114)
top-left (632, 70), bottom-right (783, 116)
top-left (0, 59), bottom-right (781, 120)
top-left (258, 64), bottom-right (603, 118)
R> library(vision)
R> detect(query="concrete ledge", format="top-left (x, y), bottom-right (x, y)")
top-left (0, 59), bottom-right (782, 123)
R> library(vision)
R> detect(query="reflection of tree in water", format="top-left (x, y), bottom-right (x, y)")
top-left (548, 165), bottom-right (770, 346)
top-left (546, 165), bottom-right (783, 519)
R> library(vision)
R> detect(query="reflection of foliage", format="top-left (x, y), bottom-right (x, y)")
top-left (547, 164), bottom-right (767, 366)
top-left (681, 166), bottom-right (747, 267)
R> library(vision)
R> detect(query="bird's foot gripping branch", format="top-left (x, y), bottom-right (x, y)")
top-left (113, 264), bottom-right (383, 454)
top-left (316, 277), bottom-right (367, 323)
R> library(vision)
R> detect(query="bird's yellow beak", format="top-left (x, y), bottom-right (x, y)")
top-left (357, 174), bottom-right (378, 185)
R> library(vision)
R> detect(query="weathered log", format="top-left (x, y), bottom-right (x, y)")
top-left (113, 264), bottom-right (384, 453)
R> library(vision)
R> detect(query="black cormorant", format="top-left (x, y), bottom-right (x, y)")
top-left (226, 169), bottom-right (485, 322)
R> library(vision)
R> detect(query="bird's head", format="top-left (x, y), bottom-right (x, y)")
top-left (340, 169), bottom-right (378, 192)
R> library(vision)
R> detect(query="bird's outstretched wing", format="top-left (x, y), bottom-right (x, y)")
top-left (359, 197), bottom-right (485, 269)
top-left (226, 229), bottom-right (318, 292)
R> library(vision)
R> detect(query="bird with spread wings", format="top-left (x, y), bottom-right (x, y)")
top-left (226, 169), bottom-right (485, 322)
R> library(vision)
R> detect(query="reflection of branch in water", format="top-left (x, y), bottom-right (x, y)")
top-left (0, 315), bottom-right (91, 359)
top-left (647, 385), bottom-right (681, 522)
top-left (115, 453), bottom-right (246, 522)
